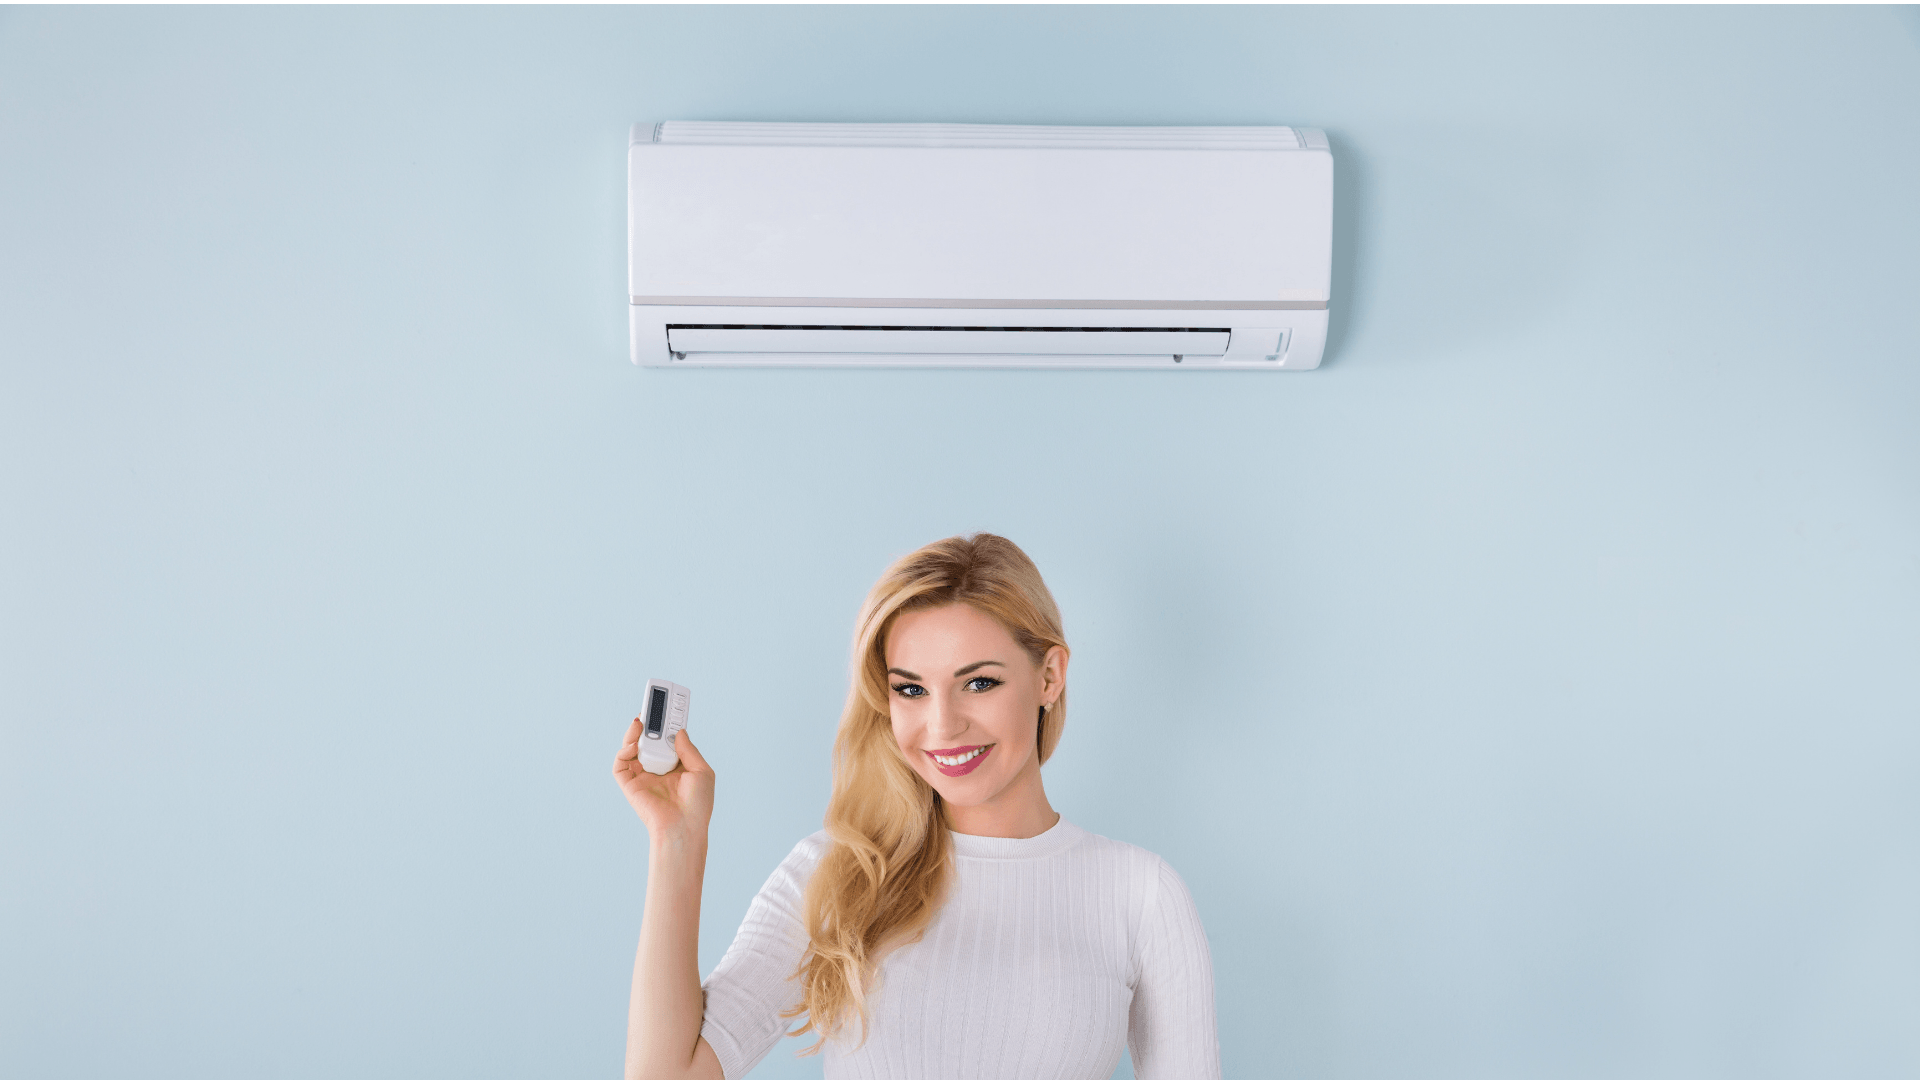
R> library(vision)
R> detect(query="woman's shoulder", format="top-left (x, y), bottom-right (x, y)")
top-left (1061, 821), bottom-right (1186, 886)
top-left (780, 828), bottom-right (833, 870)
top-left (738, 830), bottom-right (833, 912)
top-left (1067, 827), bottom-right (1210, 961)
top-left (1068, 821), bottom-right (1165, 860)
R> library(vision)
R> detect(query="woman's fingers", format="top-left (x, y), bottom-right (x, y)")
top-left (674, 729), bottom-right (713, 774)
top-left (614, 716), bottom-right (643, 760)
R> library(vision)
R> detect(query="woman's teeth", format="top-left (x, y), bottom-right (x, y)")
top-left (932, 747), bottom-right (986, 767)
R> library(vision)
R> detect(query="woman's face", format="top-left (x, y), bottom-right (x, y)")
top-left (884, 603), bottom-right (1066, 810)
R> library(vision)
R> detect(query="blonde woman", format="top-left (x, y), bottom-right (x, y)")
top-left (613, 534), bottom-right (1220, 1080)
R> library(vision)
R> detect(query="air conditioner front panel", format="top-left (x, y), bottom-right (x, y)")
top-left (665, 326), bottom-right (1232, 357)
top-left (628, 144), bottom-right (1331, 304)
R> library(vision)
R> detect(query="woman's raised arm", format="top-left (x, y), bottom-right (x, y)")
top-left (613, 724), bottom-right (725, 1080)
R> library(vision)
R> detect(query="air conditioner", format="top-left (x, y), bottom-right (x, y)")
top-left (628, 122), bottom-right (1333, 370)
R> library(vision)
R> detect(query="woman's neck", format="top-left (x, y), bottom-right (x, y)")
top-left (944, 760), bottom-right (1059, 839)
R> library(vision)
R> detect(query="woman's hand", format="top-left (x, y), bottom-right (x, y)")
top-left (613, 721), bottom-right (715, 841)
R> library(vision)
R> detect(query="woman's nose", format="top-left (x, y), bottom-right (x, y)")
top-left (926, 693), bottom-right (968, 741)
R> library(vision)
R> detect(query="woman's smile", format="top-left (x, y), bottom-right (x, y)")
top-left (926, 744), bottom-right (994, 776)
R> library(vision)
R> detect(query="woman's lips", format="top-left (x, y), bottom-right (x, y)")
top-left (926, 744), bottom-right (993, 777)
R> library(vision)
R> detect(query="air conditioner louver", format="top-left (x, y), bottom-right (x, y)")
top-left (661, 325), bottom-right (1293, 368)
top-left (667, 326), bottom-right (1230, 357)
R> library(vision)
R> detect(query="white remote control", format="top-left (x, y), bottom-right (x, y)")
top-left (638, 679), bottom-right (692, 775)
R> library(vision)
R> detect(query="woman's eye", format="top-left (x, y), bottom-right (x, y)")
top-left (891, 683), bottom-right (927, 698)
top-left (964, 677), bottom-right (1001, 692)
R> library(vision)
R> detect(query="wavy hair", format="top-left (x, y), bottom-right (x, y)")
top-left (782, 533), bottom-right (1068, 1049)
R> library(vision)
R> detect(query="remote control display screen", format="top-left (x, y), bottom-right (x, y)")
top-left (646, 686), bottom-right (667, 736)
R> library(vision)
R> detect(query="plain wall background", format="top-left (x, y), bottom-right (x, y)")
top-left (2, 6), bottom-right (1917, 1078)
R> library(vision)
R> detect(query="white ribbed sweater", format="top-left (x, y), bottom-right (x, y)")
top-left (699, 819), bottom-right (1220, 1079)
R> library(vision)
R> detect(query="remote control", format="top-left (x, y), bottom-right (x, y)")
top-left (638, 679), bottom-right (691, 775)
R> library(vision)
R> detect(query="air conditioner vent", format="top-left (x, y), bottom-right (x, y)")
top-left (666, 325), bottom-right (1232, 360)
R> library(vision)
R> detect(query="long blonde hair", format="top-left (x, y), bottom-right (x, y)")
top-left (783, 533), bottom-right (1068, 1048)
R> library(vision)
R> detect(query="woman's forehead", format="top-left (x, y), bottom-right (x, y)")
top-left (885, 604), bottom-right (1019, 665)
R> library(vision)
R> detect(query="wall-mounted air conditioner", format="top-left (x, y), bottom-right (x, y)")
top-left (628, 122), bottom-right (1333, 370)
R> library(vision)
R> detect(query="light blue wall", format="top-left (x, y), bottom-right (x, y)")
top-left (2, 6), bottom-right (1916, 1078)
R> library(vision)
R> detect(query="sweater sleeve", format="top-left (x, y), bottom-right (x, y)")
top-left (699, 834), bottom-right (823, 1080)
top-left (1127, 857), bottom-right (1222, 1080)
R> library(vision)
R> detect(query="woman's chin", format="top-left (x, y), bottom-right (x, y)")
top-left (928, 771), bottom-right (1005, 808)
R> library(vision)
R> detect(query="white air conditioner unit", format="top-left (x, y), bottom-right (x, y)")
top-left (628, 122), bottom-right (1333, 370)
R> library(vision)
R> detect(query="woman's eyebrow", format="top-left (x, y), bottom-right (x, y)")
top-left (887, 661), bottom-right (1007, 681)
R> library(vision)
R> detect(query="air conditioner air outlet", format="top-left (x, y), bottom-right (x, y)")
top-left (665, 326), bottom-right (1236, 359)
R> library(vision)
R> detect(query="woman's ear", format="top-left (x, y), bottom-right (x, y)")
top-left (1040, 644), bottom-right (1069, 705)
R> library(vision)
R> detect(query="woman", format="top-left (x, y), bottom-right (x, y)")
top-left (613, 534), bottom-right (1220, 1080)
